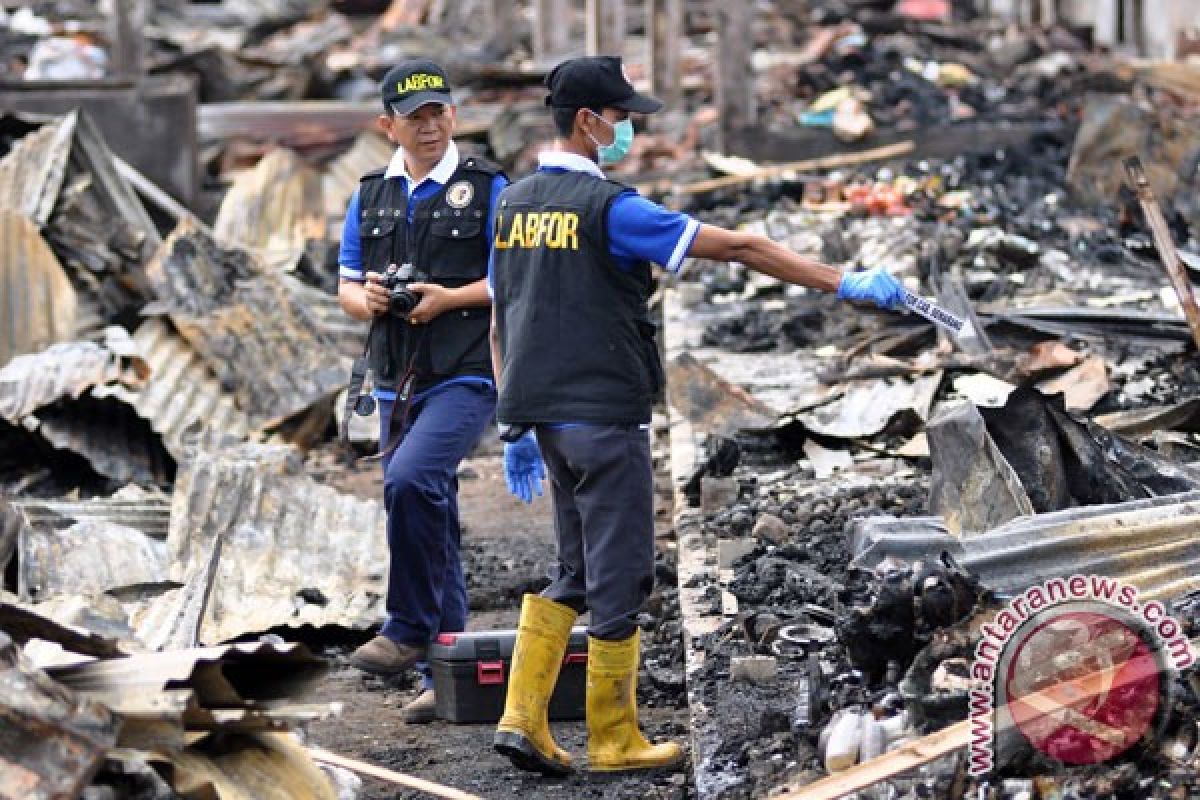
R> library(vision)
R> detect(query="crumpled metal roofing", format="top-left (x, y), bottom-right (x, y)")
top-left (323, 131), bottom-right (393, 221)
top-left (0, 327), bottom-right (147, 423)
top-left (100, 317), bottom-right (258, 460)
top-left (213, 148), bottom-right (326, 266)
top-left (163, 442), bottom-right (387, 644)
top-left (18, 519), bottom-right (168, 603)
top-left (46, 640), bottom-right (328, 727)
top-left (0, 630), bottom-right (119, 800)
top-left (0, 211), bottom-right (78, 368)
top-left (0, 111), bottom-right (160, 321)
top-left (144, 219), bottom-right (349, 428)
top-left (31, 395), bottom-right (175, 487)
top-left (9, 487), bottom-right (171, 541)
top-left (851, 490), bottom-right (1200, 602)
top-left (284, 275), bottom-right (368, 361)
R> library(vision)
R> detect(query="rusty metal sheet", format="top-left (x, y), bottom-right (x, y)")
top-left (283, 276), bottom-right (368, 361)
top-left (666, 351), bottom-right (778, 435)
top-left (0, 327), bottom-right (147, 424)
top-left (144, 219), bottom-right (350, 428)
top-left (107, 318), bottom-right (258, 460)
top-left (155, 732), bottom-right (337, 800)
top-left (0, 111), bottom-right (161, 321)
top-left (213, 148), bottom-right (326, 268)
top-left (0, 630), bottom-right (119, 800)
top-left (0, 211), bottom-right (78, 368)
top-left (164, 442), bottom-right (387, 643)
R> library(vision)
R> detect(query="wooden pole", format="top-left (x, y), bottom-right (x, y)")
top-left (715, 4), bottom-right (754, 153)
top-left (1124, 156), bottom-right (1200, 352)
top-left (646, 0), bottom-right (683, 109)
top-left (534, 0), bottom-right (571, 63)
top-left (586, 0), bottom-right (626, 57)
top-left (108, 0), bottom-right (145, 81)
top-left (308, 748), bottom-right (486, 800)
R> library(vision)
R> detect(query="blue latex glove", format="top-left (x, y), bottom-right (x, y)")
top-left (836, 267), bottom-right (906, 310)
top-left (503, 431), bottom-right (545, 504)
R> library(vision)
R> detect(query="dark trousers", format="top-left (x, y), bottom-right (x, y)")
top-left (378, 382), bottom-right (496, 668)
top-left (536, 424), bottom-right (655, 641)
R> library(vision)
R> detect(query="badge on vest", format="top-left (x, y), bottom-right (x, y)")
top-left (446, 180), bottom-right (474, 209)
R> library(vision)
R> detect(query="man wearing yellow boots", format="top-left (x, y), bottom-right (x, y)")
top-left (487, 56), bottom-right (904, 776)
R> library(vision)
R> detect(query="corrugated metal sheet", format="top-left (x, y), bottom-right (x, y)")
top-left (0, 327), bottom-right (147, 423)
top-left (144, 219), bottom-right (350, 428)
top-left (107, 318), bottom-right (258, 460)
top-left (0, 630), bottom-right (119, 800)
top-left (164, 442), bottom-right (387, 643)
top-left (18, 519), bottom-right (168, 603)
top-left (46, 640), bottom-right (328, 720)
top-left (0, 211), bottom-right (78, 368)
top-left (213, 148), bottom-right (326, 265)
top-left (10, 488), bottom-right (171, 541)
top-left (323, 131), bottom-right (393, 221)
top-left (0, 111), bottom-right (161, 321)
top-left (851, 490), bottom-right (1200, 602)
top-left (283, 276), bottom-right (368, 360)
top-left (32, 396), bottom-right (175, 487)
top-left (0, 601), bottom-right (126, 659)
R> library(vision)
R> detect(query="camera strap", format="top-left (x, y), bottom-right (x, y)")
top-left (340, 319), bottom-right (377, 447)
top-left (378, 326), bottom-right (430, 461)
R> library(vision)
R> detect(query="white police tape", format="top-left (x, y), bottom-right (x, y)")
top-left (901, 290), bottom-right (966, 337)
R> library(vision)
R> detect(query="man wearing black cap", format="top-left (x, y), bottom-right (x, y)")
top-left (488, 56), bottom-right (905, 774)
top-left (337, 59), bottom-right (507, 724)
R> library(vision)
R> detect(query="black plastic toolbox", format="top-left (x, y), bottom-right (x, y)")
top-left (429, 627), bottom-right (589, 723)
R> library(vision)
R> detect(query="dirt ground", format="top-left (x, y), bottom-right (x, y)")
top-left (305, 433), bottom-right (693, 800)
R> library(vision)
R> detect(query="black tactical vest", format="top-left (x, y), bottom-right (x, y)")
top-left (491, 170), bottom-right (663, 425)
top-left (358, 156), bottom-right (501, 391)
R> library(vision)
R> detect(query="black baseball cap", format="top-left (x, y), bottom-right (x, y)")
top-left (544, 56), bottom-right (663, 113)
top-left (381, 59), bottom-right (454, 115)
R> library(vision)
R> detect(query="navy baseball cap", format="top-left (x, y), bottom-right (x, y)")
top-left (381, 59), bottom-right (453, 115)
top-left (545, 56), bottom-right (662, 113)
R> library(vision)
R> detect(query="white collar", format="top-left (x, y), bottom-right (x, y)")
top-left (384, 139), bottom-right (460, 185)
top-left (537, 150), bottom-right (606, 179)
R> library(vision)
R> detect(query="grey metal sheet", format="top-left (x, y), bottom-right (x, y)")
top-left (0, 327), bottom-right (146, 423)
top-left (213, 148), bottom-right (326, 263)
top-left (0, 630), bottom-right (119, 800)
top-left (18, 519), bottom-right (169, 603)
top-left (110, 318), bottom-right (258, 459)
top-left (851, 491), bottom-right (1200, 603)
top-left (163, 442), bottom-right (387, 643)
top-left (31, 396), bottom-right (175, 487)
top-left (144, 220), bottom-right (350, 428)
top-left (0, 211), bottom-right (79, 368)
top-left (11, 489), bottom-right (171, 541)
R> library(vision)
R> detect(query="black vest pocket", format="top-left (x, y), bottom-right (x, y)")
top-left (429, 306), bottom-right (490, 375)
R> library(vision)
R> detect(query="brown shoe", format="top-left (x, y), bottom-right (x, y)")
top-left (401, 688), bottom-right (437, 724)
top-left (348, 635), bottom-right (426, 675)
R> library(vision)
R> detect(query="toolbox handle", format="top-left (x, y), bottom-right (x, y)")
top-left (562, 653), bottom-right (587, 666)
top-left (477, 660), bottom-right (505, 686)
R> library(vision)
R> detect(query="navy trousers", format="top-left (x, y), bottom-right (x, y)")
top-left (536, 424), bottom-right (656, 641)
top-left (377, 381), bottom-right (496, 685)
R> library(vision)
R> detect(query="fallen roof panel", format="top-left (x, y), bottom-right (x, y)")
top-left (0, 327), bottom-right (147, 424)
top-left (110, 318), bottom-right (258, 460)
top-left (10, 489), bottom-right (171, 541)
top-left (213, 148), bottom-right (326, 263)
top-left (165, 442), bottom-right (387, 643)
top-left (0, 630), bottom-right (119, 800)
top-left (851, 491), bottom-right (1200, 602)
top-left (0, 211), bottom-right (79, 368)
top-left (144, 219), bottom-right (350, 428)
top-left (18, 519), bottom-right (169, 603)
top-left (32, 395), bottom-right (175, 487)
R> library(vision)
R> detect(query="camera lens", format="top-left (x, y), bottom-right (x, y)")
top-left (390, 288), bottom-right (420, 316)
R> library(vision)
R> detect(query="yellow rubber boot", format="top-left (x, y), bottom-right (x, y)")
top-left (586, 630), bottom-right (685, 772)
top-left (494, 594), bottom-right (577, 776)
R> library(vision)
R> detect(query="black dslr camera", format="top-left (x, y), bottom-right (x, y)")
top-left (379, 262), bottom-right (429, 317)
